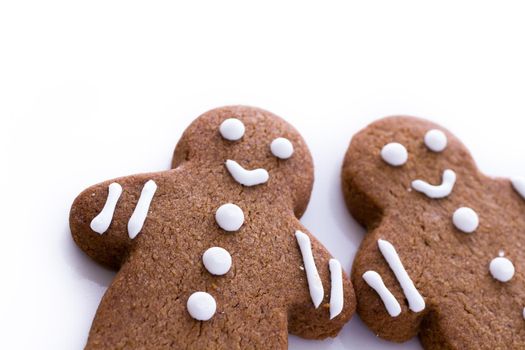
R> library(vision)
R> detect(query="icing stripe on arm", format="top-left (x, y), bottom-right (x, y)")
top-left (127, 180), bottom-right (158, 239)
top-left (329, 259), bottom-right (344, 319)
top-left (362, 270), bottom-right (401, 317)
top-left (378, 239), bottom-right (425, 313)
top-left (512, 177), bottom-right (525, 200)
top-left (295, 230), bottom-right (324, 308)
top-left (90, 183), bottom-right (123, 234)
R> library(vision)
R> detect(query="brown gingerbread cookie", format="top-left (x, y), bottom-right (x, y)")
top-left (70, 106), bottom-right (355, 349)
top-left (342, 116), bottom-right (525, 349)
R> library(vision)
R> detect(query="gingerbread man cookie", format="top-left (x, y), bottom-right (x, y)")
top-left (70, 106), bottom-right (355, 349)
top-left (342, 116), bottom-right (525, 349)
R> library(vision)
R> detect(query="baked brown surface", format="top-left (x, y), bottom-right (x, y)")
top-left (70, 106), bottom-right (355, 349)
top-left (342, 116), bottom-right (525, 350)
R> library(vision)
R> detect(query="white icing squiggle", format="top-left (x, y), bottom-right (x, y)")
top-left (511, 177), bottom-right (525, 200)
top-left (295, 230), bottom-right (324, 308)
top-left (411, 169), bottom-right (456, 199)
top-left (378, 239), bottom-right (425, 313)
top-left (127, 180), bottom-right (157, 239)
top-left (90, 183), bottom-right (123, 234)
top-left (362, 270), bottom-right (401, 317)
top-left (225, 159), bottom-right (269, 186)
top-left (329, 259), bottom-right (344, 319)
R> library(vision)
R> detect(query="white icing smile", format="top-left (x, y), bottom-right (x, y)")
top-left (411, 169), bottom-right (456, 199)
top-left (225, 159), bottom-right (269, 187)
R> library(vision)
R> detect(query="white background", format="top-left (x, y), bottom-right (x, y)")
top-left (2, 1), bottom-right (525, 349)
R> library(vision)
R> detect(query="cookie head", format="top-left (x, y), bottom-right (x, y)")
top-left (343, 116), bottom-right (477, 227)
top-left (172, 106), bottom-right (314, 216)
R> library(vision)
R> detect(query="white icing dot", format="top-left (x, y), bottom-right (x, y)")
top-left (215, 203), bottom-right (244, 232)
top-left (489, 256), bottom-right (515, 282)
top-left (270, 137), bottom-right (294, 159)
top-left (452, 207), bottom-right (479, 233)
top-left (511, 177), bottom-right (525, 200)
top-left (187, 292), bottom-right (216, 321)
top-left (219, 118), bottom-right (245, 141)
top-left (381, 142), bottom-right (408, 167)
top-left (202, 247), bottom-right (232, 275)
top-left (424, 129), bottom-right (447, 152)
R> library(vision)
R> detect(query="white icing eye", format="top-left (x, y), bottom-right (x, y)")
top-left (202, 247), bottom-right (232, 275)
top-left (215, 203), bottom-right (244, 232)
top-left (270, 137), bottom-right (294, 159)
top-left (452, 207), bottom-right (479, 233)
top-left (489, 255), bottom-right (515, 282)
top-left (187, 292), bottom-right (216, 321)
top-left (424, 129), bottom-right (447, 152)
top-left (220, 118), bottom-right (245, 141)
top-left (381, 142), bottom-right (408, 167)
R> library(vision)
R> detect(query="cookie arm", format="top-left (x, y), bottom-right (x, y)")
top-left (287, 224), bottom-right (356, 339)
top-left (69, 172), bottom-right (163, 269)
top-left (351, 231), bottom-right (427, 342)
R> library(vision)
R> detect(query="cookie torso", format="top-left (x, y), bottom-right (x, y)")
top-left (342, 116), bottom-right (525, 349)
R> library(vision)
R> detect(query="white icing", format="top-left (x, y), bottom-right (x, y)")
top-left (295, 230), bottom-right (324, 308)
top-left (90, 183), bottom-right (122, 234)
top-left (424, 129), bottom-right (447, 152)
top-left (202, 247), bottom-right (232, 276)
top-left (511, 177), bottom-right (525, 200)
top-left (381, 142), bottom-right (408, 167)
top-left (270, 137), bottom-right (294, 159)
top-left (523, 307), bottom-right (525, 320)
top-left (362, 270), bottom-right (402, 317)
top-left (452, 207), bottom-right (479, 233)
top-left (127, 180), bottom-right (157, 239)
top-left (329, 259), bottom-right (344, 320)
top-left (489, 254), bottom-right (515, 282)
top-left (219, 118), bottom-right (245, 141)
top-left (411, 169), bottom-right (456, 199)
top-left (187, 291), bottom-right (216, 321)
top-left (378, 239), bottom-right (425, 313)
top-left (225, 159), bottom-right (269, 186)
top-left (215, 203), bottom-right (244, 232)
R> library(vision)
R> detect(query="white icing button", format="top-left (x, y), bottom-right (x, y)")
top-left (90, 182), bottom-right (123, 234)
top-left (377, 239), bottom-right (425, 313)
top-left (219, 118), bottom-right (245, 141)
top-left (452, 207), bottom-right (479, 233)
top-left (225, 159), bottom-right (269, 187)
top-left (329, 259), bottom-right (344, 320)
top-left (511, 177), bottom-right (525, 200)
top-left (489, 256), bottom-right (515, 282)
top-left (187, 292), bottom-right (216, 321)
top-left (424, 129), bottom-right (447, 152)
top-left (362, 270), bottom-right (402, 317)
top-left (270, 137), bottom-right (294, 159)
top-left (128, 180), bottom-right (158, 239)
top-left (411, 169), bottom-right (456, 199)
top-left (295, 230), bottom-right (324, 308)
top-left (202, 247), bottom-right (232, 275)
top-left (381, 142), bottom-right (408, 167)
top-left (215, 203), bottom-right (244, 232)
